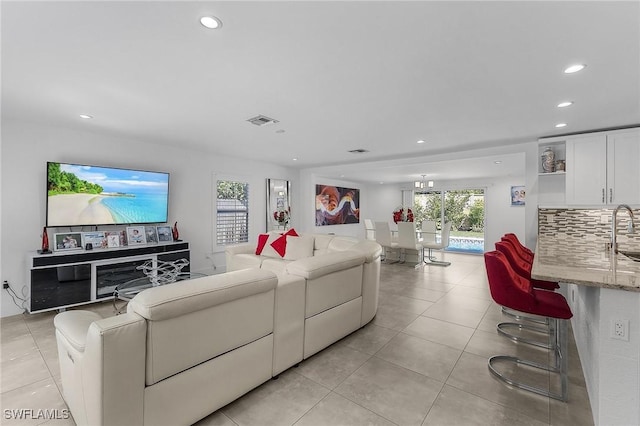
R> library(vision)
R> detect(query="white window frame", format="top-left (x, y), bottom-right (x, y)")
top-left (213, 175), bottom-right (249, 251)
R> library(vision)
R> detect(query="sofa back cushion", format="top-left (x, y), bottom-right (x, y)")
top-left (127, 269), bottom-right (277, 386)
top-left (327, 236), bottom-right (359, 252)
top-left (312, 234), bottom-right (335, 255)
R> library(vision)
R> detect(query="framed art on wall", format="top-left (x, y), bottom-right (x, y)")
top-left (315, 184), bottom-right (360, 226)
top-left (511, 186), bottom-right (525, 206)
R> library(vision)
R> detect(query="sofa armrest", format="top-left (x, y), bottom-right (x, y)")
top-left (286, 251), bottom-right (364, 280)
top-left (225, 243), bottom-right (256, 269)
top-left (348, 240), bottom-right (382, 263)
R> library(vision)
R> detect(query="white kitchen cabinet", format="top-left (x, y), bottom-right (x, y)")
top-left (565, 128), bottom-right (640, 205)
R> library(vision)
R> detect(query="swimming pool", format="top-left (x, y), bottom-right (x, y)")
top-left (446, 236), bottom-right (485, 254)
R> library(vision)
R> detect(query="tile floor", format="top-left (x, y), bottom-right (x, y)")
top-left (1, 252), bottom-right (594, 426)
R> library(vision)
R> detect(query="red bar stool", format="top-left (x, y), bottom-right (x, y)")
top-left (495, 240), bottom-right (559, 291)
top-left (502, 233), bottom-right (534, 261)
top-left (484, 250), bottom-right (572, 401)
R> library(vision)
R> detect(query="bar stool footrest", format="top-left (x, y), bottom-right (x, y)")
top-left (497, 322), bottom-right (553, 349)
top-left (488, 355), bottom-right (567, 402)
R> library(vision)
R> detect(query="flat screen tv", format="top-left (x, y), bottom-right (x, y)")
top-left (46, 162), bottom-right (170, 227)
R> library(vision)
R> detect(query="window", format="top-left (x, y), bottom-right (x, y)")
top-left (216, 180), bottom-right (249, 246)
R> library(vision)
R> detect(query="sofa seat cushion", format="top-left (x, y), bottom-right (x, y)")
top-left (261, 258), bottom-right (292, 276)
top-left (54, 310), bottom-right (102, 352)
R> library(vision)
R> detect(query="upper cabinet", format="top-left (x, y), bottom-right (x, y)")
top-left (564, 128), bottom-right (640, 205)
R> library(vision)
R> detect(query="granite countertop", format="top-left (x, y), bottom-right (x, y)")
top-left (531, 234), bottom-right (640, 292)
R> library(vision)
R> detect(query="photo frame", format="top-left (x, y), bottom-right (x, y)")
top-left (126, 226), bottom-right (147, 245)
top-left (105, 231), bottom-right (122, 248)
top-left (53, 232), bottom-right (83, 251)
top-left (156, 225), bottom-right (173, 242)
top-left (315, 184), bottom-right (360, 226)
top-left (144, 226), bottom-right (158, 244)
top-left (81, 231), bottom-right (107, 249)
top-left (511, 185), bottom-right (525, 206)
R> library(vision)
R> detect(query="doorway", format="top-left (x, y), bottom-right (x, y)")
top-left (413, 189), bottom-right (485, 253)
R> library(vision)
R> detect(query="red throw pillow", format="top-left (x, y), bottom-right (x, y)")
top-left (255, 234), bottom-right (270, 255)
top-left (270, 228), bottom-right (299, 257)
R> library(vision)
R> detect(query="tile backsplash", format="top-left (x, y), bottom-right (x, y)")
top-left (539, 207), bottom-right (640, 249)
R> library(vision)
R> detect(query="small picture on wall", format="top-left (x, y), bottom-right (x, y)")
top-left (126, 226), bottom-right (147, 245)
top-left (145, 226), bottom-right (158, 244)
top-left (511, 186), bottom-right (525, 206)
top-left (53, 232), bottom-right (83, 251)
top-left (315, 184), bottom-right (360, 226)
top-left (157, 225), bottom-right (173, 242)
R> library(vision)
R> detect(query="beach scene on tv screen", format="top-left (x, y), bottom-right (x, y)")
top-left (47, 162), bottom-right (169, 226)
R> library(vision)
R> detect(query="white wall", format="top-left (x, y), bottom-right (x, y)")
top-left (0, 121), bottom-right (296, 317)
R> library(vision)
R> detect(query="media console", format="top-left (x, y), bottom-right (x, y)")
top-left (26, 241), bottom-right (189, 313)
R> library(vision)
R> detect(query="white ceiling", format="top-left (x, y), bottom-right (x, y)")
top-left (2, 1), bottom-right (639, 184)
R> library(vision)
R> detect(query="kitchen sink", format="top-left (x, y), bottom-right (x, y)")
top-left (619, 251), bottom-right (640, 262)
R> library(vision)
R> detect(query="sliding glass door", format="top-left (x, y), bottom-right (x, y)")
top-left (414, 189), bottom-right (485, 253)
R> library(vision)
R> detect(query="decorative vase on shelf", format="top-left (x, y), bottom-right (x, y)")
top-left (38, 227), bottom-right (51, 254)
top-left (541, 147), bottom-right (555, 173)
top-left (172, 221), bottom-right (182, 242)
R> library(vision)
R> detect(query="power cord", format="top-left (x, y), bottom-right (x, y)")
top-left (3, 280), bottom-right (28, 311)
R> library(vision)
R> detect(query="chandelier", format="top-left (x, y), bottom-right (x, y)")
top-left (414, 174), bottom-right (434, 190)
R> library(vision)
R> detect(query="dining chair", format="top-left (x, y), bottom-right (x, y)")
top-left (364, 219), bottom-right (376, 241)
top-left (422, 222), bottom-right (452, 266)
top-left (420, 220), bottom-right (437, 244)
top-left (396, 222), bottom-right (425, 268)
top-left (374, 221), bottom-right (399, 262)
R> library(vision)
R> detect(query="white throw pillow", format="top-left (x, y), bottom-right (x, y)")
top-left (283, 235), bottom-right (315, 260)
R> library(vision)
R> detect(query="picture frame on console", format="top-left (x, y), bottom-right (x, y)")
top-left (105, 230), bottom-right (126, 248)
top-left (53, 232), bottom-right (83, 251)
top-left (81, 231), bottom-right (107, 249)
top-left (145, 226), bottom-right (158, 244)
top-left (126, 226), bottom-right (147, 245)
top-left (157, 225), bottom-right (172, 242)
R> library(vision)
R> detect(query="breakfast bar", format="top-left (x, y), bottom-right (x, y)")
top-left (531, 236), bottom-right (640, 426)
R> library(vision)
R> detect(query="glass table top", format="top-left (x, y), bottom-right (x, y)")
top-left (115, 272), bottom-right (208, 302)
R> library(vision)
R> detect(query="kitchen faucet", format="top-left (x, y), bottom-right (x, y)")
top-left (611, 204), bottom-right (635, 253)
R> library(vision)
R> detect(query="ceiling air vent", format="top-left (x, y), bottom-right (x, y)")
top-left (247, 115), bottom-right (279, 126)
top-left (348, 149), bottom-right (370, 154)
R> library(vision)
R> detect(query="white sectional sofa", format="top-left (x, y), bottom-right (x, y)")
top-left (225, 232), bottom-right (382, 361)
top-left (53, 233), bottom-right (381, 426)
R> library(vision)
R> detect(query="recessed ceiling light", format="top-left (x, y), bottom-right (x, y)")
top-left (200, 16), bottom-right (222, 29)
top-left (275, 129), bottom-right (285, 134)
top-left (564, 64), bottom-right (586, 74)
top-left (417, 140), bottom-right (426, 144)
top-left (555, 123), bottom-right (568, 128)
top-left (557, 101), bottom-right (574, 108)
top-left (494, 161), bottom-right (502, 164)
top-left (379, 182), bottom-right (384, 185)
top-left (292, 158), bottom-right (298, 161)
top-left (79, 114), bottom-right (93, 119)
top-left (340, 174), bottom-right (345, 178)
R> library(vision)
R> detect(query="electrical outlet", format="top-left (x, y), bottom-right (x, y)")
top-left (611, 319), bottom-right (630, 341)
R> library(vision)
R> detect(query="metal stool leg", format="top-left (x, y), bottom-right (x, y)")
top-left (488, 318), bottom-right (569, 402)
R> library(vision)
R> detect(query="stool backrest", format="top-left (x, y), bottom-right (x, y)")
top-left (495, 241), bottom-right (532, 279)
top-left (502, 234), bottom-right (534, 261)
top-left (484, 251), bottom-right (535, 313)
top-left (397, 222), bottom-right (419, 250)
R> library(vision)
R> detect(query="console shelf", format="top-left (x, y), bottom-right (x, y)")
top-left (27, 241), bottom-right (189, 313)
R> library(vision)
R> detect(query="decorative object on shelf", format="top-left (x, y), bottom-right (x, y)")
top-left (82, 231), bottom-right (107, 249)
top-left (38, 227), bottom-right (51, 254)
top-left (555, 159), bottom-right (566, 172)
top-left (315, 184), bottom-right (360, 226)
top-left (157, 225), bottom-right (173, 242)
top-left (392, 206), bottom-right (414, 223)
top-left (273, 207), bottom-right (291, 228)
top-left (137, 258), bottom-right (190, 286)
top-left (172, 221), bottom-right (182, 241)
top-left (511, 186), bottom-right (525, 206)
top-left (541, 147), bottom-right (555, 173)
top-left (126, 226), bottom-right (147, 245)
top-left (53, 232), bottom-right (83, 251)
